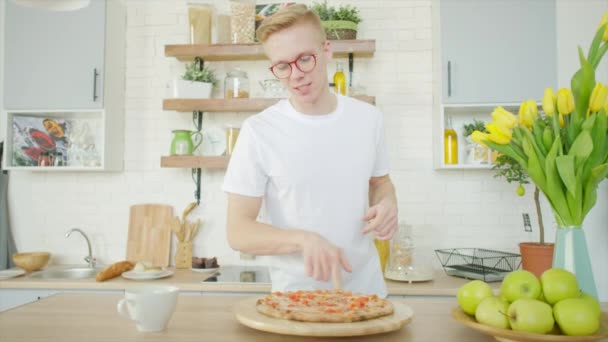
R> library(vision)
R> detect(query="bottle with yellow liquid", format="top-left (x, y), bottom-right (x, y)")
top-left (374, 239), bottom-right (390, 273)
top-left (333, 62), bottom-right (346, 95)
top-left (444, 115), bottom-right (458, 165)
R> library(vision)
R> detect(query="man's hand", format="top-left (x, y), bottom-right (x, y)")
top-left (300, 232), bottom-right (352, 289)
top-left (361, 198), bottom-right (398, 240)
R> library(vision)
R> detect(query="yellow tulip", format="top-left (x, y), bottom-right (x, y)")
top-left (542, 87), bottom-right (556, 116)
top-left (486, 122), bottom-right (512, 145)
top-left (559, 114), bottom-right (565, 128)
top-left (491, 107), bottom-right (518, 129)
top-left (598, 12), bottom-right (608, 42)
top-left (519, 99), bottom-right (538, 128)
top-left (471, 130), bottom-right (490, 146)
top-left (589, 82), bottom-right (608, 113)
top-left (556, 88), bottom-right (575, 115)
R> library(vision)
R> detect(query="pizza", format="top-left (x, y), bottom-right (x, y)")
top-left (255, 289), bottom-right (394, 323)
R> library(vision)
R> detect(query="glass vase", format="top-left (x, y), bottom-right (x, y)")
top-left (552, 225), bottom-right (598, 298)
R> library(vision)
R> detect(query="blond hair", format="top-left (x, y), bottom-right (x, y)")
top-left (256, 4), bottom-right (326, 43)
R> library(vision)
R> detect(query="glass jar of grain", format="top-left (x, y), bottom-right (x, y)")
top-left (229, 0), bottom-right (255, 43)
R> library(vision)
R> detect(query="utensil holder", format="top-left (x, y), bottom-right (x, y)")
top-left (175, 242), bottom-right (192, 269)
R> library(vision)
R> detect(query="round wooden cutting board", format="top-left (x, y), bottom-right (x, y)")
top-left (233, 297), bottom-right (414, 337)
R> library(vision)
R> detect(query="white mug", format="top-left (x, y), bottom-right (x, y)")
top-left (117, 285), bottom-right (179, 332)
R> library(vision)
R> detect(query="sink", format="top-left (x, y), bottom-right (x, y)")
top-left (28, 267), bottom-right (101, 279)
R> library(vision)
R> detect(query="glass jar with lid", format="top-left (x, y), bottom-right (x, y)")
top-left (386, 222), bottom-right (415, 274)
top-left (225, 68), bottom-right (250, 99)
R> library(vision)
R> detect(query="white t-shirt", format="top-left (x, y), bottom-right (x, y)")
top-left (222, 94), bottom-right (390, 297)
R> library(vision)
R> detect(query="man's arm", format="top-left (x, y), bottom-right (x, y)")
top-left (362, 175), bottom-right (398, 240)
top-left (226, 193), bottom-right (352, 285)
top-left (226, 193), bottom-right (304, 255)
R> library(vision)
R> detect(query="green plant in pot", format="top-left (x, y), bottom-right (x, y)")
top-left (471, 12), bottom-right (608, 297)
top-left (463, 119), bottom-right (490, 165)
top-left (173, 58), bottom-right (218, 99)
top-left (311, 1), bottom-right (362, 40)
top-left (493, 154), bottom-right (554, 278)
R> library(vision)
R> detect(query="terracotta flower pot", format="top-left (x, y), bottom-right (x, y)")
top-left (518, 242), bottom-right (554, 278)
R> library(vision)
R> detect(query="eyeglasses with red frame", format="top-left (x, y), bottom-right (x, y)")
top-left (269, 54), bottom-right (317, 79)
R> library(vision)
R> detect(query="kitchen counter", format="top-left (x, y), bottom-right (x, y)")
top-left (0, 293), bottom-right (496, 341)
top-left (0, 267), bottom-right (499, 296)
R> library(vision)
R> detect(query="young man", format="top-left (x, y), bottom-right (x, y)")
top-left (222, 4), bottom-right (398, 297)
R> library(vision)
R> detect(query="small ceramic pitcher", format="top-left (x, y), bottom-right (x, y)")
top-left (170, 130), bottom-right (202, 155)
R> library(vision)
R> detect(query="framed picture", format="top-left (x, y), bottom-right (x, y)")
top-left (11, 114), bottom-right (102, 167)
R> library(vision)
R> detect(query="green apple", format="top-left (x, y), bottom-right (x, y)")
top-left (541, 268), bottom-right (580, 305)
top-left (457, 280), bottom-right (494, 315)
top-left (475, 296), bottom-right (510, 329)
top-left (579, 292), bottom-right (601, 319)
top-left (553, 298), bottom-right (600, 336)
top-left (500, 270), bottom-right (541, 302)
top-left (496, 291), bottom-right (509, 303)
top-left (507, 298), bottom-right (554, 334)
top-left (537, 289), bottom-right (546, 303)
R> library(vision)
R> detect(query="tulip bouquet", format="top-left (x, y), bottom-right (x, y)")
top-left (472, 14), bottom-right (608, 228)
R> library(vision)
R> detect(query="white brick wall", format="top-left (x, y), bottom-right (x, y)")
top-left (3, 1), bottom-right (605, 298)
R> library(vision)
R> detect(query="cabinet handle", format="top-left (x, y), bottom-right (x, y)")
top-left (447, 61), bottom-right (452, 97)
top-left (93, 68), bottom-right (99, 101)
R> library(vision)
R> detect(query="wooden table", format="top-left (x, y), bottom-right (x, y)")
top-left (0, 293), bottom-right (494, 342)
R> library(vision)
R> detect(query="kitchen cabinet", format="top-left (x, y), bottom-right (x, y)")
top-left (0, 288), bottom-right (127, 312)
top-left (0, 289), bottom-right (58, 312)
top-left (4, 0), bottom-right (105, 110)
top-left (439, 0), bottom-right (557, 104)
top-left (1, 0), bottom-right (126, 171)
top-left (162, 40), bottom-right (376, 203)
top-left (432, 0), bottom-right (556, 169)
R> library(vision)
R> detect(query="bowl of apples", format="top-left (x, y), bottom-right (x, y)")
top-left (452, 268), bottom-right (608, 341)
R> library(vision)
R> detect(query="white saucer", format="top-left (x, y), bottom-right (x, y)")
top-left (0, 269), bottom-right (26, 280)
top-left (384, 268), bottom-right (434, 283)
top-left (191, 267), bottom-right (219, 274)
top-left (122, 269), bottom-right (174, 280)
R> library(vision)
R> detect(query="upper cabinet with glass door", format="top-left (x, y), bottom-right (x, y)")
top-left (3, 0), bottom-right (105, 109)
top-left (440, 0), bottom-right (557, 104)
top-left (2, 0), bottom-right (125, 171)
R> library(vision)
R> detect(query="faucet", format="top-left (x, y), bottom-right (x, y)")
top-left (65, 228), bottom-right (96, 268)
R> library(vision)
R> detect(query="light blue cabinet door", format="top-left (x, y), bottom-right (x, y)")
top-left (3, 0), bottom-right (105, 110)
top-left (441, 0), bottom-right (557, 104)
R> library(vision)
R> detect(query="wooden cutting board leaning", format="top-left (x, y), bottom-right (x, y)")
top-left (126, 204), bottom-right (173, 267)
top-left (233, 297), bottom-right (414, 337)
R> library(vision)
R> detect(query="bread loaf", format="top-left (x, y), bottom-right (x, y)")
top-left (95, 261), bottom-right (134, 282)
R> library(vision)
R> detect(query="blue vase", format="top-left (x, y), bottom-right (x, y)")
top-left (552, 225), bottom-right (598, 298)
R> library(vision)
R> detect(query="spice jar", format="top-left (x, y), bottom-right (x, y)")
top-left (225, 69), bottom-right (249, 99)
top-left (229, 0), bottom-right (255, 43)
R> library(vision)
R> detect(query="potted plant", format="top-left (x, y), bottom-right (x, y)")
top-left (311, 1), bottom-right (362, 40)
top-left (173, 58), bottom-right (218, 99)
top-left (471, 13), bottom-right (608, 297)
top-left (462, 119), bottom-right (490, 165)
top-left (493, 154), bottom-right (554, 278)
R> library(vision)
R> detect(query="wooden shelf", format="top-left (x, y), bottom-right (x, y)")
top-left (161, 155), bottom-right (229, 169)
top-left (163, 95), bottom-right (375, 112)
top-left (165, 40), bottom-right (375, 61)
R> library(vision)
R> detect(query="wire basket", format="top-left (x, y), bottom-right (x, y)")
top-left (434, 248), bottom-right (521, 282)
